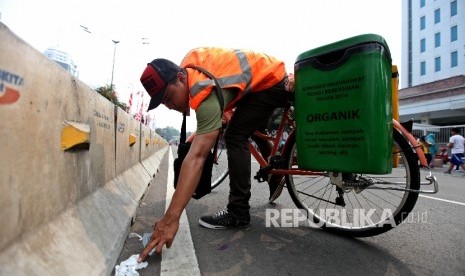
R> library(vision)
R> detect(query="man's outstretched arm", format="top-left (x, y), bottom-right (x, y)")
top-left (138, 129), bottom-right (219, 262)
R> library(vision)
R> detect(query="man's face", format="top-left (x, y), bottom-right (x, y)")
top-left (162, 75), bottom-right (189, 113)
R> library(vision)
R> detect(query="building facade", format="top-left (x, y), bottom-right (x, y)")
top-left (400, 0), bottom-right (465, 126)
top-left (401, 0), bottom-right (464, 88)
top-left (43, 48), bottom-right (79, 77)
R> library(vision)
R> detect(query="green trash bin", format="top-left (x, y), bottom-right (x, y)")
top-left (294, 34), bottom-right (392, 174)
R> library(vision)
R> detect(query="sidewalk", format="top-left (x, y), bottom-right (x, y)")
top-left (427, 162), bottom-right (465, 177)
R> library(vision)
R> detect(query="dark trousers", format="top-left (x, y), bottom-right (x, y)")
top-left (224, 81), bottom-right (288, 217)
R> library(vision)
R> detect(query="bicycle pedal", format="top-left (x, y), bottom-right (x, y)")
top-left (254, 174), bottom-right (267, 183)
top-left (255, 166), bottom-right (272, 183)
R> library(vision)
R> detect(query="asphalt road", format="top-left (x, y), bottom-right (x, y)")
top-left (116, 146), bottom-right (465, 276)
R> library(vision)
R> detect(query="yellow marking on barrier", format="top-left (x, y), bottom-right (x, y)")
top-left (129, 134), bottom-right (137, 147)
top-left (146, 138), bottom-right (150, 146)
top-left (61, 121), bottom-right (90, 150)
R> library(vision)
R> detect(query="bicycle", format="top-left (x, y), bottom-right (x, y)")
top-left (184, 91), bottom-right (439, 238)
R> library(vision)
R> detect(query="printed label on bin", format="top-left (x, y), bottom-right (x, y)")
top-left (302, 75), bottom-right (367, 156)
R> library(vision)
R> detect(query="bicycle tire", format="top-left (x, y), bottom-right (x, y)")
top-left (211, 135), bottom-right (229, 190)
top-left (283, 130), bottom-right (420, 237)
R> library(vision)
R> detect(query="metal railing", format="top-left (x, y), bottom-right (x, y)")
top-left (412, 124), bottom-right (465, 147)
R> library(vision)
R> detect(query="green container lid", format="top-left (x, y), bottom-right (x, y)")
top-left (296, 33), bottom-right (391, 64)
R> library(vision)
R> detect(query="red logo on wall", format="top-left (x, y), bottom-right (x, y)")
top-left (0, 87), bottom-right (20, 104)
top-left (0, 69), bottom-right (23, 105)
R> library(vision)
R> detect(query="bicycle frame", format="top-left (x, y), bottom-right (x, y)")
top-left (248, 103), bottom-right (438, 194)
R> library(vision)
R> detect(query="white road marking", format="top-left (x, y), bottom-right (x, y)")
top-left (420, 194), bottom-right (465, 206)
top-left (161, 149), bottom-right (201, 276)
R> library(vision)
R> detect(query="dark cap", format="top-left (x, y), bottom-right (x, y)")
top-left (140, 58), bottom-right (180, 111)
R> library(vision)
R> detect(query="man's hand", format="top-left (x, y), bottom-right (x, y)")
top-left (137, 214), bottom-right (180, 262)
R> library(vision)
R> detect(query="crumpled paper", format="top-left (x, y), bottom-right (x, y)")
top-left (114, 254), bottom-right (148, 276)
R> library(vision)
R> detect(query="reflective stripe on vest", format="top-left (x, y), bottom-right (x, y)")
top-left (189, 49), bottom-right (252, 97)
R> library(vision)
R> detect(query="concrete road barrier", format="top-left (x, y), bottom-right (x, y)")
top-left (0, 22), bottom-right (168, 275)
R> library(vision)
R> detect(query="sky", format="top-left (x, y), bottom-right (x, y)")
top-left (0, 0), bottom-right (402, 131)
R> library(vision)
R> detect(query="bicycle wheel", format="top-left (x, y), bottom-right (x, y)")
top-left (211, 135), bottom-right (229, 190)
top-left (284, 130), bottom-right (420, 237)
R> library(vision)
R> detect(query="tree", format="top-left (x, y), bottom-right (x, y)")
top-left (95, 84), bottom-right (128, 111)
top-left (156, 126), bottom-right (181, 142)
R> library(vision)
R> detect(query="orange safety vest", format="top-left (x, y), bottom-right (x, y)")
top-left (180, 47), bottom-right (286, 111)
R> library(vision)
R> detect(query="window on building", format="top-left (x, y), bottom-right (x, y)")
top-left (435, 32), bottom-right (441, 48)
top-left (435, 57), bottom-right (441, 72)
top-left (420, 38), bottom-right (426, 52)
top-left (451, 0), bottom-right (457, 16)
top-left (421, 61), bottom-right (426, 76)
top-left (420, 16), bottom-right (426, 30)
top-left (434, 9), bottom-right (440, 24)
top-left (451, 51), bottom-right (458, 67)
top-left (420, 0), bottom-right (425, 8)
top-left (451, 25), bottom-right (458, 42)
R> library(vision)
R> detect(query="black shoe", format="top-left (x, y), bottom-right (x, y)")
top-left (268, 175), bottom-right (285, 203)
top-left (199, 209), bottom-right (250, 229)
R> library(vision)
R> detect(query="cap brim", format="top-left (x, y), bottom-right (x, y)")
top-left (147, 86), bottom-right (166, 111)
